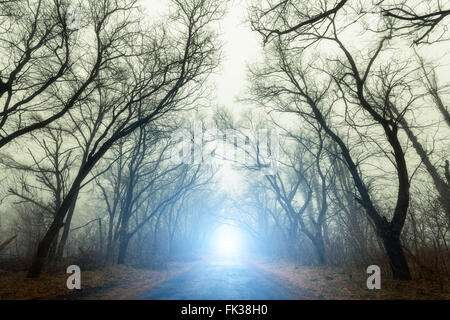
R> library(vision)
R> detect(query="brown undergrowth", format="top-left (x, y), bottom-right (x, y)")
top-left (253, 260), bottom-right (450, 300)
top-left (0, 262), bottom-right (195, 300)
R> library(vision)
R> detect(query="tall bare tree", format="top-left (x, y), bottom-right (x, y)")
top-left (0, 0), bottom-right (139, 149)
top-left (27, 0), bottom-right (223, 278)
top-left (247, 19), bottom-right (416, 278)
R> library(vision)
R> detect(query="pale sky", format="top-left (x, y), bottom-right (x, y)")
top-left (2, 0), bottom-right (448, 226)
top-left (143, 0), bottom-right (262, 110)
top-left (212, 0), bottom-right (261, 108)
top-left (143, 0), bottom-right (263, 193)
top-left (140, 0), bottom-right (450, 194)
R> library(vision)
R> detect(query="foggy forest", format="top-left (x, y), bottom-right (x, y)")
top-left (0, 0), bottom-right (449, 300)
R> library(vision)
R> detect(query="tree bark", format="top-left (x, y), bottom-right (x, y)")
top-left (27, 165), bottom-right (91, 278)
top-left (105, 218), bottom-right (115, 265)
top-left (117, 233), bottom-right (130, 265)
top-left (312, 234), bottom-right (326, 265)
top-left (47, 229), bottom-right (59, 263)
top-left (393, 107), bottom-right (450, 219)
top-left (27, 219), bottom-right (64, 277)
top-left (380, 229), bottom-right (412, 280)
top-left (55, 194), bottom-right (79, 260)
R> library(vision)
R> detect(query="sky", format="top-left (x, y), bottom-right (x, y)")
top-left (143, 0), bottom-right (263, 192)
top-left (142, 0), bottom-right (450, 127)
top-left (141, 0), bottom-right (450, 194)
top-left (211, 0), bottom-right (262, 108)
top-left (143, 0), bottom-right (262, 109)
top-left (0, 0), bottom-right (259, 229)
top-left (207, 0), bottom-right (261, 193)
top-left (2, 0), bottom-right (448, 224)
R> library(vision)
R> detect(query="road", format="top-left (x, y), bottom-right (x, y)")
top-left (140, 259), bottom-right (299, 300)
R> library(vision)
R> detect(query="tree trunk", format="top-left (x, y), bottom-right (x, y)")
top-left (55, 194), bottom-right (79, 260)
top-left (98, 218), bottom-right (103, 257)
top-left (27, 164), bottom-right (92, 278)
top-left (27, 131), bottom-right (125, 278)
top-left (308, 100), bottom-right (413, 279)
top-left (312, 235), bottom-right (326, 265)
top-left (47, 229), bottom-right (60, 263)
top-left (27, 220), bottom-right (64, 277)
top-left (379, 229), bottom-right (412, 280)
top-left (393, 108), bottom-right (450, 219)
top-left (117, 233), bottom-right (130, 265)
top-left (105, 218), bottom-right (115, 265)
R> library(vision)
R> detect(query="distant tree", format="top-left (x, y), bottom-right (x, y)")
top-left (215, 109), bottom-right (334, 265)
top-left (0, 125), bottom-right (76, 261)
top-left (390, 105), bottom-right (450, 220)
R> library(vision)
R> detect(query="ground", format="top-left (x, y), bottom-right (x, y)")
top-left (253, 260), bottom-right (449, 300)
top-left (139, 259), bottom-right (297, 300)
top-left (0, 262), bottom-right (193, 300)
top-left (0, 258), bottom-right (448, 300)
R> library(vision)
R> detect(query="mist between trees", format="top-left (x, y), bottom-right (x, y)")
top-left (0, 0), bottom-right (449, 284)
top-left (170, 122), bottom-right (280, 175)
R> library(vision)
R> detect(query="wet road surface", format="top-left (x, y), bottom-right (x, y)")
top-left (140, 260), bottom-right (299, 300)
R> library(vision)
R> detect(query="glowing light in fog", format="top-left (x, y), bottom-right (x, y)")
top-left (213, 225), bottom-right (242, 257)
top-left (218, 235), bottom-right (237, 255)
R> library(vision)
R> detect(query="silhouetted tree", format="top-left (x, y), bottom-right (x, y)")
top-left (27, 0), bottom-right (223, 278)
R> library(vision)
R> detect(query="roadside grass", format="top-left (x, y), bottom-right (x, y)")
top-left (253, 260), bottom-right (450, 300)
top-left (0, 262), bottom-right (194, 300)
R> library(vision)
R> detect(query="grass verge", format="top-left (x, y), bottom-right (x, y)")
top-left (253, 260), bottom-right (449, 300)
top-left (0, 262), bottom-right (194, 300)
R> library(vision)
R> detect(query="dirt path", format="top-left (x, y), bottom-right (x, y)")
top-left (139, 260), bottom-right (299, 300)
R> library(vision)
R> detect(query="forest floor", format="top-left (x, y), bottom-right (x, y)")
top-left (253, 260), bottom-right (450, 300)
top-left (1, 258), bottom-right (448, 300)
top-left (138, 259), bottom-right (298, 299)
top-left (0, 262), bottom-right (195, 300)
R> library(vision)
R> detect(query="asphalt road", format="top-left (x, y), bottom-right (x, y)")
top-left (140, 260), bottom-right (299, 300)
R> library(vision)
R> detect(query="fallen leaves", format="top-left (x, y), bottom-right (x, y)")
top-left (0, 262), bottom-right (195, 300)
top-left (253, 260), bottom-right (449, 300)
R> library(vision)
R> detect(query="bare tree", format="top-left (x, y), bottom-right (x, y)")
top-left (415, 55), bottom-right (450, 127)
top-left (382, 0), bottom-right (450, 44)
top-left (95, 140), bottom-right (128, 265)
top-left (214, 108), bottom-right (334, 264)
top-left (390, 105), bottom-right (450, 220)
top-left (249, 0), bottom-right (348, 44)
top-left (249, 1), bottom-right (450, 46)
top-left (27, 0), bottom-right (223, 277)
top-left (0, 125), bottom-right (77, 261)
top-left (109, 124), bottom-right (209, 264)
top-left (0, 0), bottom-right (139, 149)
top-left (249, 0), bottom-right (450, 279)
top-left (247, 18), bottom-right (418, 277)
